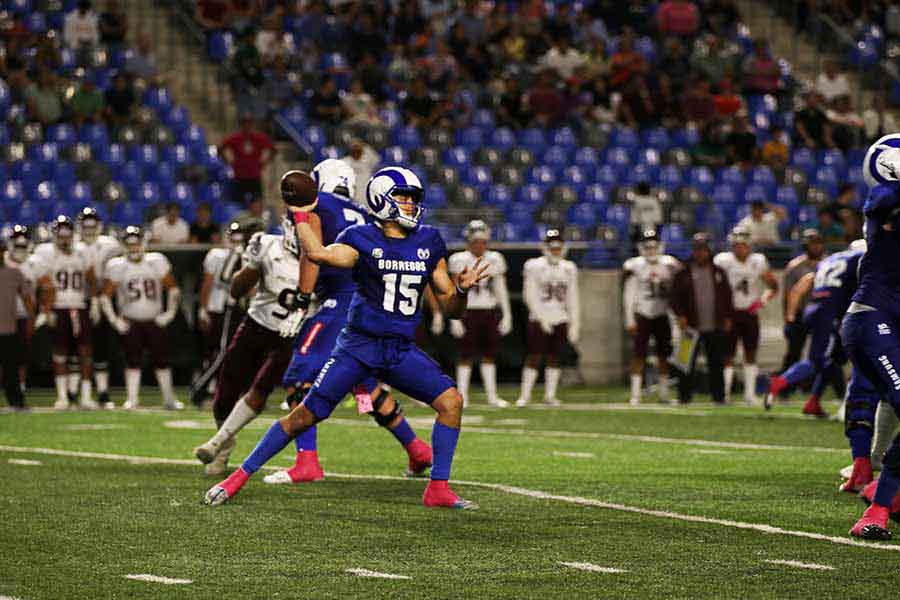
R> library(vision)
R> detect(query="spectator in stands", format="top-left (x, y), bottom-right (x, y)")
top-left (350, 11), bottom-right (387, 64)
top-left (5, 56), bottom-right (31, 105)
top-left (419, 39), bottom-right (459, 88)
top-left (838, 206), bottom-right (863, 241)
top-left (190, 202), bottom-right (221, 244)
top-left (220, 115), bottom-right (274, 206)
top-left (654, 73), bottom-right (683, 128)
top-left (195, 0), bottom-right (230, 32)
top-left (705, 0), bottom-right (741, 34)
top-left (342, 78), bottom-right (381, 127)
top-left (229, 0), bottom-right (259, 33)
top-left (499, 21), bottom-right (527, 65)
top-left (693, 120), bottom-right (727, 167)
top-left (125, 34), bottom-right (159, 82)
top-left (496, 76), bottom-right (528, 129)
top-left (619, 76), bottom-right (657, 129)
top-left (25, 69), bottom-right (62, 125)
top-left (794, 91), bottom-right (834, 149)
top-left (342, 139), bottom-right (380, 207)
top-left (356, 51), bottom-right (389, 102)
top-left (690, 34), bottom-right (736, 86)
top-left (233, 196), bottom-right (269, 233)
top-left (629, 182), bottom-right (663, 237)
top-left (99, 0), bottom-right (128, 51)
top-left (539, 37), bottom-right (586, 80)
top-left (712, 76), bottom-right (742, 118)
top-left (656, 0), bottom-right (700, 38)
top-left (64, 1), bottom-right (100, 55)
top-left (725, 112), bottom-right (758, 167)
top-left (402, 77), bottom-right (441, 128)
top-left (833, 183), bottom-right (861, 211)
top-left (761, 125), bottom-right (789, 170)
top-left (309, 75), bottom-right (344, 126)
top-left (681, 76), bottom-right (716, 128)
top-left (545, 1), bottom-right (576, 40)
top-left (735, 199), bottom-right (786, 246)
top-left (583, 37), bottom-right (610, 80)
top-left (659, 38), bottom-right (691, 94)
top-left (815, 206), bottom-right (845, 244)
top-left (862, 95), bottom-right (899, 143)
top-left (260, 55), bottom-right (297, 116)
top-left (231, 28), bottom-right (265, 120)
top-left (826, 94), bottom-right (865, 152)
top-left (524, 69), bottom-right (564, 128)
top-left (104, 72), bottom-right (135, 127)
top-left (741, 39), bottom-right (779, 95)
top-left (815, 60), bottom-right (850, 106)
top-left (69, 76), bottom-right (104, 126)
top-left (151, 202), bottom-right (190, 244)
top-left (609, 29), bottom-right (647, 89)
top-left (255, 13), bottom-right (289, 66)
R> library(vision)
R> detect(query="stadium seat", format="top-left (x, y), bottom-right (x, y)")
top-left (0, 181), bottom-right (24, 208)
top-left (635, 148), bottom-right (662, 167)
top-left (543, 146), bottom-right (570, 171)
top-left (208, 31), bottom-right (235, 62)
top-left (114, 162), bottom-right (143, 191)
top-left (604, 146), bottom-right (632, 168)
top-left (133, 182), bottom-right (160, 208)
top-left (13, 201), bottom-right (41, 225)
top-left (749, 166), bottom-right (777, 194)
top-left (280, 105), bottom-right (307, 130)
top-left (10, 161), bottom-right (43, 190)
top-left (31, 181), bottom-right (57, 206)
top-left (820, 149), bottom-right (847, 178)
top-left (518, 128), bottom-right (547, 154)
top-left (717, 166), bottom-right (745, 188)
top-left (434, 166), bottom-right (460, 188)
top-left (517, 184), bottom-right (547, 206)
top-left (611, 127), bottom-right (640, 149)
top-left (550, 126), bottom-right (578, 150)
top-left (813, 166), bottom-right (840, 198)
top-left (642, 127), bottom-right (671, 151)
top-left (490, 127), bottom-right (516, 152)
top-left (561, 165), bottom-right (588, 189)
top-left (509, 148), bottom-right (535, 169)
top-left (604, 204), bottom-right (631, 235)
top-left (568, 203), bottom-right (598, 228)
top-left (443, 147), bottom-right (471, 169)
top-left (475, 147), bottom-right (504, 168)
top-left (581, 183), bottom-right (609, 205)
top-left (456, 126), bottom-right (484, 151)
top-left (743, 183), bottom-right (769, 203)
top-left (485, 184), bottom-right (514, 208)
top-left (213, 201), bottom-right (243, 225)
top-left (463, 165), bottom-right (493, 191)
top-left (505, 202), bottom-right (538, 226)
top-left (495, 165), bottom-right (523, 187)
top-left (393, 126), bottom-right (421, 150)
top-left (47, 124), bottom-right (76, 148)
top-left (573, 146), bottom-right (599, 170)
top-left (527, 165), bottom-right (558, 186)
top-left (658, 165), bottom-right (682, 191)
top-left (381, 145), bottom-right (408, 165)
top-left (112, 201), bottom-right (144, 227)
top-left (471, 109), bottom-right (495, 129)
top-left (595, 164), bottom-right (622, 189)
top-left (790, 148), bottom-right (816, 176)
top-left (423, 184), bottom-right (447, 209)
top-left (50, 161), bottom-right (76, 188)
top-left (625, 164), bottom-right (659, 186)
top-left (711, 183), bottom-right (740, 206)
top-left (68, 181), bottom-right (94, 206)
top-left (660, 223), bottom-right (686, 242)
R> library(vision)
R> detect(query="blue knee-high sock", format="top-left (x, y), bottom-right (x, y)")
top-left (783, 360), bottom-right (814, 387)
top-left (430, 422), bottom-right (459, 481)
top-left (847, 427), bottom-right (873, 459)
top-left (241, 421), bottom-right (292, 474)
top-left (874, 440), bottom-right (900, 506)
top-left (295, 425), bottom-right (317, 452)
top-left (389, 418), bottom-right (416, 447)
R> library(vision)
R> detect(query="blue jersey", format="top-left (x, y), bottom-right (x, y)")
top-left (313, 191), bottom-right (370, 298)
top-left (853, 183), bottom-right (900, 318)
top-left (809, 249), bottom-right (864, 318)
top-left (336, 223), bottom-right (448, 340)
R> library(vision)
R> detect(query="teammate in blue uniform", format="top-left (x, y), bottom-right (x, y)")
top-left (265, 159), bottom-right (433, 485)
top-left (766, 246), bottom-right (864, 416)
top-left (844, 134), bottom-right (900, 539)
top-left (204, 166), bottom-right (488, 509)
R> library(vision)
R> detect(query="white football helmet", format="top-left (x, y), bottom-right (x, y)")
top-left (312, 158), bottom-right (356, 200)
top-left (464, 219), bottom-right (491, 242)
top-left (863, 133), bottom-right (900, 188)
top-left (122, 225), bottom-right (146, 262)
top-left (849, 238), bottom-right (867, 253)
top-left (8, 224), bottom-right (31, 263)
top-left (281, 214), bottom-right (299, 255)
top-left (637, 229), bottom-right (663, 262)
top-left (728, 227), bottom-right (752, 247)
top-left (365, 166), bottom-right (424, 229)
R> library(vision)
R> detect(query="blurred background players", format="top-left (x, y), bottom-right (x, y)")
top-left (516, 229), bottom-right (580, 408)
top-left (0, 235), bottom-right (36, 410)
top-left (714, 228), bottom-right (779, 405)
top-left (101, 226), bottom-right (182, 410)
top-left (4, 225), bottom-right (47, 394)
top-left (779, 229), bottom-right (825, 389)
top-left (447, 220), bottom-right (512, 408)
top-left (622, 230), bottom-right (681, 405)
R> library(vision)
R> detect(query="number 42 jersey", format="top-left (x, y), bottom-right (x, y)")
top-left (105, 253), bottom-right (172, 321)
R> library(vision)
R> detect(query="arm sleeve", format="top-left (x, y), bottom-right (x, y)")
top-left (522, 261), bottom-right (538, 318)
top-left (567, 265), bottom-right (580, 330)
top-left (623, 272), bottom-right (638, 329)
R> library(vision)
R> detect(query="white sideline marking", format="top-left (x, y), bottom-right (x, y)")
top-left (691, 449), bottom-right (731, 455)
top-left (124, 574), bottom-right (192, 585)
top-left (559, 562), bottom-right (627, 574)
top-left (7, 458), bottom-right (41, 466)
top-left (494, 418), bottom-right (529, 426)
top-left (64, 424), bottom-right (127, 431)
top-left (764, 560), bottom-right (834, 571)
top-left (0, 595), bottom-right (25, 599)
top-left (1, 445), bottom-right (897, 553)
top-left (345, 568), bottom-right (410, 580)
top-left (552, 451), bottom-right (595, 459)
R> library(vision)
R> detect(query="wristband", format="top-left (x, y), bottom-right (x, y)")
top-left (292, 210), bottom-right (310, 224)
top-left (455, 282), bottom-right (469, 295)
top-left (294, 291), bottom-right (311, 311)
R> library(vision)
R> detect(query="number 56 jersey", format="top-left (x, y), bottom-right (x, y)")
top-left (336, 223), bottom-right (448, 340)
top-left (105, 253), bottom-right (172, 321)
top-left (243, 232), bottom-right (300, 332)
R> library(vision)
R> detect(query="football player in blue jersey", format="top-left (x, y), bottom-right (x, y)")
top-left (844, 134), bottom-right (900, 539)
top-left (204, 166), bottom-right (488, 509)
top-left (263, 159), bottom-right (433, 485)
top-left (766, 242), bottom-right (865, 417)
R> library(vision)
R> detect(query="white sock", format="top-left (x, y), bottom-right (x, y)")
top-left (155, 368), bottom-right (175, 405)
top-left (630, 374), bottom-right (642, 402)
top-left (55, 375), bottom-right (68, 403)
top-left (209, 397), bottom-right (258, 448)
top-left (67, 371), bottom-right (80, 395)
top-left (545, 367), bottom-right (561, 401)
top-left (125, 368), bottom-right (141, 405)
top-left (456, 364), bottom-right (472, 404)
top-left (95, 371), bottom-right (109, 394)
top-left (520, 366), bottom-right (539, 402)
top-left (658, 375), bottom-right (670, 402)
top-left (873, 402), bottom-right (900, 469)
top-left (80, 379), bottom-right (92, 404)
top-left (724, 366), bottom-right (734, 399)
top-left (743, 364), bottom-right (758, 401)
top-left (480, 362), bottom-right (498, 402)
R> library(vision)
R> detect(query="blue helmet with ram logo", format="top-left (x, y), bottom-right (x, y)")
top-left (365, 166), bottom-right (424, 229)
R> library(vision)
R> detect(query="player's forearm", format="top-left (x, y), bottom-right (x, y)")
top-left (230, 268), bottom-right (259, 300)
top-left (441, 289), bottom-right (468, 320)
top-left (21, 294), bottom-right (35, 320)
top-left (623, 276), bottom-right (637, 328)
top-left (199, 275), bottom-right (213, 309)
top-left (298, 254), bottom-right (319, 295)
top-left (99, 294), bottom-right (119, 323)
top-left (494, 277), bottom-right (512, 320)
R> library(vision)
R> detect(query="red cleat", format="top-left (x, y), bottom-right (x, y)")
top-left (286, 450), bottom-right (325, 483)
top-left (850, 504), bottom-right (892, 540)
top-left (422, 480), bottom-right (479, 510)
top-left (840, 457), bottom-right (873, 493)
top-left (203, 467), bottom-right (249, 505)
top-left (801, 395), bottom-right (827, 418)
top-left (764, 376), bottom-right (788, 411)
top-left (859, 477), bottom-right (900, 518)
top-left (404, 439), bottom-right (433, 478)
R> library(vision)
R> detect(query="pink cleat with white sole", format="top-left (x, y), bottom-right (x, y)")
top-left (422, 480), bottom-right (478, 510)
top-left (405, 439), bottom-right (433, 478)
top-left (850, 504), bottom-right (892, 540)
top-left (204, 468), bottom-right (249, 506)
top-left (840, 457), bottom-right (873, 493)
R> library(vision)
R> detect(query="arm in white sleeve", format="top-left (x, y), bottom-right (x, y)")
top-left (155, 287), bottom-right (181, 327)
top-left (493, 273), bottom-right (513, 335)
top-left (567, 267), bottom-right (581, 341)
top-left (522, 262), bottom-right (538, 320)
top-left (623, 273), bottom-right (638, 330)
top-left (100, 294), bottom-right (129, 334)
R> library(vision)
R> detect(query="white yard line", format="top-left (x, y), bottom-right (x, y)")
top-left (552, 451), bottom-right (596, 459)
top-left (64, 424), bottom-right (128, 431)
top-left (559, 562), bottom-right (627, 574)
top-left (7, 459), bottom-right (41, 466)
top-left (763, 560), bottom-right (835, 571)
top-left (691, 449), bottom-right (732, 455)
top-left (345, 568), bottom-right (411, 580)
top-left (124, 574), bottom-right (192, 585)
top-left (1, 444), bottom-right (896, 553)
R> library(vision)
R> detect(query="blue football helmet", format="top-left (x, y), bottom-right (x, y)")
top-left (863, 133), bottom-right (900, 188)
top-left (365, 166), bottom-right (424, 229)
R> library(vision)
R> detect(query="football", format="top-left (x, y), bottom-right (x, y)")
top-left (280, 169), bottom-right (317, 207)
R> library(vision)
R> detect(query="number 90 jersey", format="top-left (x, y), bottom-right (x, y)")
top-left (105, 253), bottom-right (172, 321)
top-left (713, 251), bottom-right (770, 311)
top-left (243, 233), bottom-right (300, 332)
top-left (32, 242), bottom-right (93, 309)
top-left (336, 223), bottom-right (448, 340)
top-left (622, 255), bottom-right (680, 318)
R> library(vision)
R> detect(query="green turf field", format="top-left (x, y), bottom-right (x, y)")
top-left (2, 386), bottom-right (900, 599)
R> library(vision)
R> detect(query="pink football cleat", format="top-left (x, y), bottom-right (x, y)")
top-left (850, 504), bottom-right (892, 540)
top-left (422, 480), bottom-right (478, 510)
top-left (764, 376), bottom-right (788, 411)
top-left (404, 439), bottom-right (433, 478)
top-left (859, 478), bottom-right (900, 517)
top-left (801, 396), bottom-right (827, 418)
top-left (840, 457), bottom-right (873, 493)
top-left (281, 451), bottom-right (325, 483)
top-left (203, 468), bottom-right (249, 506)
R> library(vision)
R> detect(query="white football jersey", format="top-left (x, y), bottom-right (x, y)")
top-left (713, 251), bottom-right (770, 311)
top-left (203, 247), bottom-right (242, 314)
top-left (243, 233), bottom-right (299, 332)
top-left (32, 242), bottom-right (93, 309)
top-left (106, 253), bottom-right (172, 321)
top-left (5, 254), bottom-right (38, 319)
top-left (622, 255), bottom-right (680, 318)
top-left (523, 255), bottom-right (578, 325)
top-left (448, 249), bottom-right (508, 310)
top-left (79, 234), bottom-right (122, 281)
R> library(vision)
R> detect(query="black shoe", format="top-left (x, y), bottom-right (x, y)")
top-left (98, 391), bottom-right (110, 405)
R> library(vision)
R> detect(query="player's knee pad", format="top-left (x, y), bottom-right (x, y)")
top-left (882, 434), bottom-right (900, 472)
top-left (286, 384), bottom-right (310, 408)
top-left (370, 388), bottom-right (402, 427)
top-left (845, 398), bottom-right (877, 434)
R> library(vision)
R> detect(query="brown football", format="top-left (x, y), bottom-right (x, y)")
top-left (280, 170), bottom-right (317, 207)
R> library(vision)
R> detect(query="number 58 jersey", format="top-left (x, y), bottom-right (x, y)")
top-left (243, 232), bottom-right (300, 332)
top-left (106, 253), bottom-right (172, 321)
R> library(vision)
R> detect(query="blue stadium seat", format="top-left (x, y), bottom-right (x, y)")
top-left (518, 128), bottom-right (547, 154)
top-left (130, 144), bottom-right (159, 168)
top-left (381, 145), bottom-right (408, 165)
top-left (743, 184), bottom-right (769, 203)
top-left (315, 145), bottom-right (341, 161)
top-left (658, 165), bottom-right (682, 191)
top-left (471, 109), bottom-right (495, 129)
top-left (846, 148), bottom-right (866, 169)
top-left (543, 145), bottom-right (570, 171)
top-left (197, 182), bottom-right (227, 205)
top-left (0, 84), bottom-right (10, 121)
top-left (162, 144), bottom-right (192, 169)
top-left (171, 182), bottom-right (194, 206)
top-left (147, 162), bottom-right (176, 189)
top-left (642, 127), bottom-right (671, 151)
top-left (604, 204), bottom-right (631, 234)
top-left (93, 67), bottom-right (112, 90)
top-left (688, 166), bottom-right (715, 194)
top-left (25, 11), bottom-right (46, 33)
top-left (561, 165), bottom-right (588, 189)
top-left (749, 166), bottom-right (777, 194)
top-left (208, 31), bottom-right (235, 62)
top-left (456, 126), bottom-right (484, 151)
top-left (790, 148), bottom-right (816, 177)
top-left (96, 143), bottom-right (126, 168)
top-left (11, 161), bottom-right (44, 190)
top-left (143, 87), bottom-right (173, 113)
top-left (280, 105), bottom-right (306, 130)
top-left (115, 161), bottom-right (143, 189)
top-left (464, 165), bottom-right (493, 191)
top-left (814, 166), bottom-right (840, 198)
top-left (573, 146), bottom-right (599, 170)
top-left (797, 205), bottom-right (818, 228)
top-left (581, 183), bottom-right (609, 205)
top-left (31, 142), bottom-right (59, 164)
top-left (0, 181), bottom-right (24, 208)
top-left (69, 182), bottom-right (93, 206)
top-left (604, 146), bottom-right (632, 168)
top-left (490, 127), bottom-right (516, 152)
top-left (423, 184), bottom-right (447, 209)
top-left (47, 123), bottom-right (76, 148)
top-left (660, 223), bottom-right (685, 242)
top-left (302, 125), bottom-right (327, 151)
top-left (113, 201), bottom-right (144, 227)
top-left (179, 124), bottom-right (207, 147)
top-left (717, 166), bottom-right (745, 187)
top-left (485, 184), bottom-right (514, 208)
top-left (58, 46), bottom-right (76, 73)
top-left (625, 164), bottom-right (659, 186)
top-left (162, 105), bottom-right (190, 134)
top-left (776, 185), bottom-right (799, 208)
top-left (9, 0), bottom-right (32, 15)
top-left (611, 127), bottom-right (640, 149)
top-left (212, 201), bottom-right (242, 225)
top-left (517, 184), bottom-right (547, 205)
top-left (31, 181), bottom-right (57, 205)
top-left (13, 201), bottom-right (41, 226)
top-left (45, 199), bottom-right (75, 221)
top-left (595, 164), bottom-right (622, 189)
top-left (133, 182), bottom-right (160, 208)
top-left (527, 165), bottom-right (557, 186)
top-left (635, 148), bottom-right (661, 167)
top-left (50, 161), bottom-right (76, 188)
top-left (671, 127), bottom-right (700, 147)
top-left (393, 126), bottom-right (420, 150)
top-left (820, 149), bottom-right (848, 178)
top-left (505, 202), bottom-right (538, 226)
top-left (443, 146), bottom-right (471, 169)
top-left (712, 183), bottom-right (740, 205)
top-left (550, 126), bottom-right (578, 150)
top-left (568, 203), bottom-right (598, 228)
top-left (80, 123), bottom-right (110, 149)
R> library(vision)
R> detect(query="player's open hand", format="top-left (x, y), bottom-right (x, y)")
top-left (458, 257), bottom-right (491, 292)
